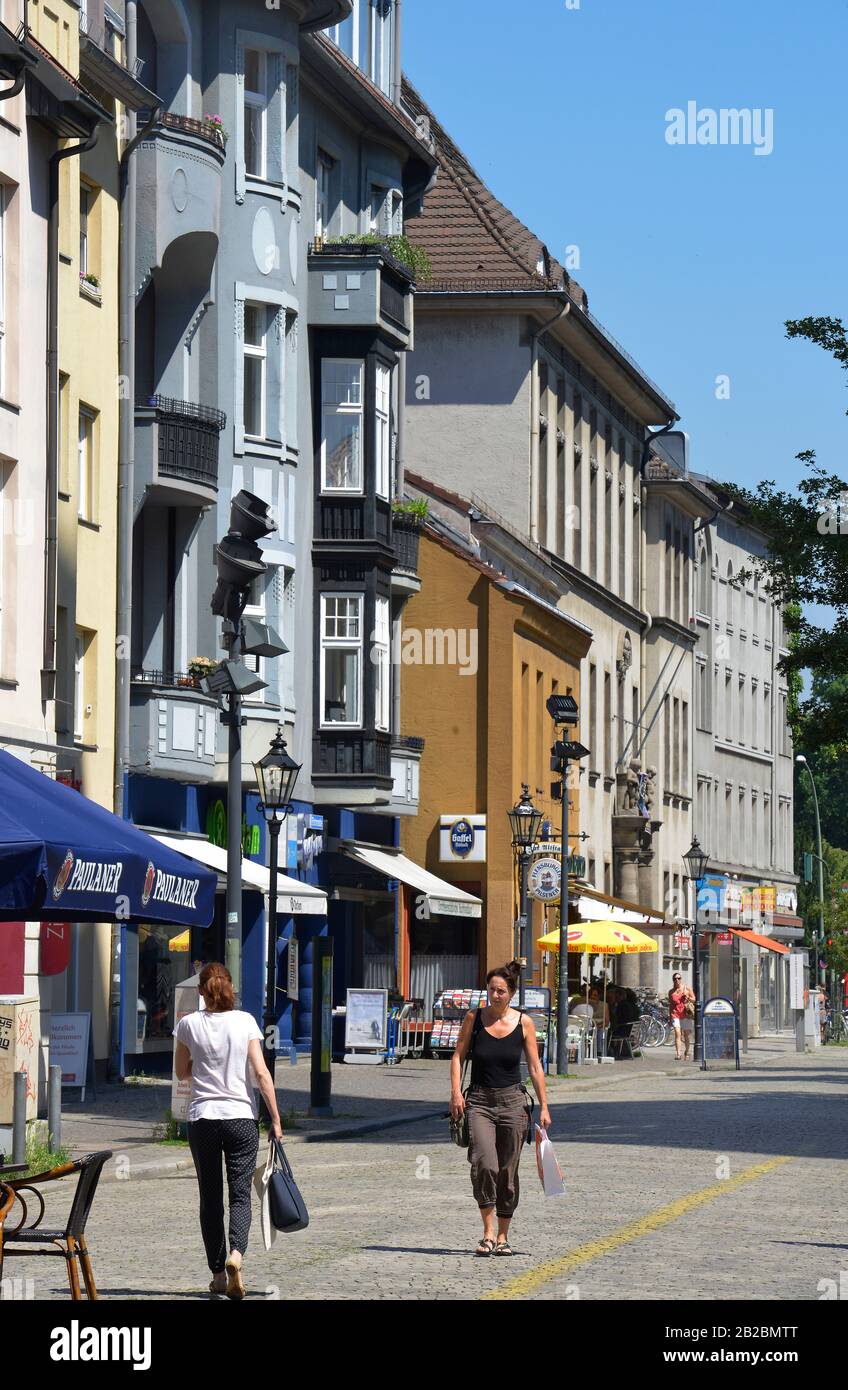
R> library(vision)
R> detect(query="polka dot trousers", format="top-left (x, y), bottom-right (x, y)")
top-left (187, 1118), bottom-right (260, 1273)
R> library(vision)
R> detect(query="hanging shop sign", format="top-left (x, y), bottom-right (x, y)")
top-left (528, 857), bottom-right (562, 902)
top-left (439, 814), bottom-right (486, 863)
top-left (205, 800), bottom-right (261, 856)
top-left (287, 934), bottom-right (299, 1001)
top-left (39, 921), bottom-right (72, 976)
top-left (673, 925), bottom-right (692, 952)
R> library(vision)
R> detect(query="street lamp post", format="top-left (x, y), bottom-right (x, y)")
top-left (796, 754), bottom-right (826, 991)
top-left (507, 786), bottom-right (544, 1007)
top-left (254, 730), bottom-right (302, 1087)
top-left (545, 694), bottom-right (588, 1079)
top-left (683, 836), bottom-right (709, 1065)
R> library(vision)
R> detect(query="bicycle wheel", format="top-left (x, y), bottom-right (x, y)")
top-left (640, 1015), bottom-right (663, 1047)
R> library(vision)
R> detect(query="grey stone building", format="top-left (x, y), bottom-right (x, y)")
top-left (121, 0), bottom-right (438, 1066)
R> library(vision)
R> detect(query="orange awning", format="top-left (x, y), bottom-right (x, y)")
top-left (729, 928), bottom-right (790, 956)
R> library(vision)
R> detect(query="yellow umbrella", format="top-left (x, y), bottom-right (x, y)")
top-left (537, 920), bottom-right (659, 954)
top-left (168, 929), bottom-right (191, 953)
top-left (537, 919), bottom-right (659, 1059)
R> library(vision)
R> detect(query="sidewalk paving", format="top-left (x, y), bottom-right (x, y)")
top-left (55, 1032), bottom-right (806, 1182)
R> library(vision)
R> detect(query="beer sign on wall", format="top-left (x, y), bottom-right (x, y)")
top-left (439, 815), bottom-right (486, 863)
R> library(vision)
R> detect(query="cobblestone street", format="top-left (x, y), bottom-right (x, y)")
top-left (9, 1042), bottom-right (847, 1302)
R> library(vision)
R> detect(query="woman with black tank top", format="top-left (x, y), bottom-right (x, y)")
top-left (450, 961), bottom-right (552, 1256)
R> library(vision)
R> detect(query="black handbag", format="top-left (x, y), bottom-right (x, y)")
top-left (448, 1009), bottom-right (482, 1147)
top-left (267, 1139), bottom-right (309, 1233)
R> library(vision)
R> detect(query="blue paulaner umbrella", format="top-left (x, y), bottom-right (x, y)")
top-left (0, 751), bottom-right (216, 927)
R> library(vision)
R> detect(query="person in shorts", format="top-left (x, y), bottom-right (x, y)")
top-left (668, 971), bottom-right (695, 1061)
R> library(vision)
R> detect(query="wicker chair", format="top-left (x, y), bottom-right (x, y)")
top-left (0, 1150), bottom-right (112, 1300)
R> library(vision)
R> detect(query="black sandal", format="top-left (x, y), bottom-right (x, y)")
top-left (475, 1238), bottom-right (496, 1257)
top-left (495, 1240), bottom-right (514, 1256)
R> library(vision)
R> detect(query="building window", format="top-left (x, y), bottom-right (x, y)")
top-left (368, 181), bottom-right (401, 237)
top-left (244, 49), bottom-right (268, 179)
top-left (698, 543), bottom-right (710, 614)
top-left (764, 683), bottom-right (772, 754)
top-left (74, 629), bottom-right (87, 741)
top-left (374, 594), bottom-right (390, 732)
top-left (243, 303), bottom-right (269, 439)
top-left (571, 390), bottom-right (582, 563)
top-left (321, 594), bottom-right (362, 726)
top-left (370, 0), bottom-right (394, 96)
top-left (242, 572), bottom-right (268, 703)
top-left (375, 362), bottom-right (391, 500)
top-left (79, 184), bottom-right (90, 276)
top-left (321, 359), bottom-right (364, 492)
top-left (316, 149), bottom-right (336, 239)
top-left (78, 407), bottom-right (95, 521)
top-left (0, 184), bottom-right (5, 395)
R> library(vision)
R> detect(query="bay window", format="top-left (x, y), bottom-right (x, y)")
top-left (375, 363), bottom-right (391, 499)
top-left (373, 595), bottom-right (390, 732)
top-left (321, 594), bottom-right (363, 726)
top-left (321, 360), bottom-right (364, 491)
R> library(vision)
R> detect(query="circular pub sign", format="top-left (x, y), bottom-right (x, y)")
top-left (449, 818), bottom-right (475, 859)
top-left (528, 857), bottom-right (562, 902)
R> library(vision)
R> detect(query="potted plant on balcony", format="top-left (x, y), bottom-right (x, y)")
top-left (203, 113), bottom-right (227, 144)
top-left (321, 233), bottom-right (432, 283)
top-left (184, 656), bottom-right (218, 689)
top-left (391, 498), bottom-right (428, 573)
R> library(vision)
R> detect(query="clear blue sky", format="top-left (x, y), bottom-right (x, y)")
top-left (404, 0), bottom-right (848, 497)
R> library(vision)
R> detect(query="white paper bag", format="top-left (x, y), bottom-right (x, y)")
top-left (253, 1140), bottom-right (278, 1250)
top-left (535, 1123), bottom-right (565, 1198)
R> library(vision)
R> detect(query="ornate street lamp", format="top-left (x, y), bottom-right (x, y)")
top-left (683, 836), bottom-right (709, 1064)
top-left (508, 786), bottom-right (544, 1007)
top-left (254, 730), bottom-right (302, 1083)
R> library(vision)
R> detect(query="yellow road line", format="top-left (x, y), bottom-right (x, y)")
top-left (481, 1154), bottom-right (793, 1300)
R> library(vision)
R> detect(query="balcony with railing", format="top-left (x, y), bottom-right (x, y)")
top-left (129, 670), bottom-right (220, 783)
top-left (391, 510), bottom-right (423, 595)
top-left (307, 242), bottom-right (414, 350)
top-left (312, 728), bottom-right (394, 804)
top-left (134, 396), bottom-right (227, 511)
top-left (136, 111), bottom-right (225, 286)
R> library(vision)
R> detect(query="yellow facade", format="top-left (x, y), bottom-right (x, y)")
top-left (31, 0), bottom-right (121, 1058)
top-left (401, 530), bottom-right (592, 985)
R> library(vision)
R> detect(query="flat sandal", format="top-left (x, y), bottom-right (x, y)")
top-left (475, 1237), bottom-right (496, 1256)
top-left (495, 1240), bottom-right (514, 1256)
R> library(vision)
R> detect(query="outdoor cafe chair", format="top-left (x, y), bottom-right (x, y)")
top-left (610, 1021), bottom-right (644, 1061)
top-left (567, 1014), bottom-right (595, 1063)
top-left (0, 1150), bottom-right (112, 1300)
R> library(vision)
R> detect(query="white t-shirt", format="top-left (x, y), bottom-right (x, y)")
top-left (174, 1009), bottom-right (264, 1122)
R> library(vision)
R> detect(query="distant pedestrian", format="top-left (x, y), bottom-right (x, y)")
top-left (450, 962), bottom-right (551, 1257)
top-left (174, 962), bottom-right (282, 1300)
top-left (668, 972), bottom-right (695, 1061)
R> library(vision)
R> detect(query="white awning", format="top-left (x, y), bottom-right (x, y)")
top-left (575, 892), bottom-right (667, 928)
top-left (339, 842), bottom-right (482, 919)
top-left (152, 835), bottom-right (327, 916)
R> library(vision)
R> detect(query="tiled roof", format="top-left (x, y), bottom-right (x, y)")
top-left (402, 77), bottom-right (587, 305)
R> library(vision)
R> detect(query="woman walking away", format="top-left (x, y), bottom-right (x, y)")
top-left (174, 962), bottom-right (282, 1300)
top-left (450, 962), bottom-right (552, 1257)
top-left (668, 971), bottom-right (695, 1062)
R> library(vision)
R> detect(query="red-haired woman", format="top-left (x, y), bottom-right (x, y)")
top-left (174, 962), bottom-right (282, 1300)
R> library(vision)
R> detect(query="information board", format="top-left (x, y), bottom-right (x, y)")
top-left (49, 1012), bottom-right (95, 1101)
top-left (344, 989), bottom-right (388, 1050)
top-left (701, 997), bottom-right (740, 1069)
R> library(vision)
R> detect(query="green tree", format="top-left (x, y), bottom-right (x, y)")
top-left (724, 317), bottom-right (848, 754)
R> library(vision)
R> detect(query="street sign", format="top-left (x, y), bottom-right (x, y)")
top-left (701, 996), bottom-right (740, 1070)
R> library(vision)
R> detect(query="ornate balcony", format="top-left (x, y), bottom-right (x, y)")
top-left (134, 397), bottom-right (226, 511)
top-left (307, 242), bottom-right (414, 350)
top-left (129, 673), bottom-right (220, 783)
top-left (391, 512), bottom-right (422, 596)
top-left (136, 114), bottom-right (225, 288)
top-left (312, 730), bottom-right (393, 805)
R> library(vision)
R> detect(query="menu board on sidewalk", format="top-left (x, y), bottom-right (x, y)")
top-left (49, 1012), bottom-right (91, 1097)
top-left (701, 997), bottom-right (740, 1070)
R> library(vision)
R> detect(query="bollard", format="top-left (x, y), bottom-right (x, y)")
top-left (12, 1071), bottom-right (26, 1167)
top-left (48, 1064), bottom-right (62, 1152)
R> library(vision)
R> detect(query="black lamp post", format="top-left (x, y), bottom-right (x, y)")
top-left (683, 835), bottom-right (709, 1064)
top-left (254, 729), bottom-right (301, 1084)
top-left (507, 786), bottom-right (544, 1007)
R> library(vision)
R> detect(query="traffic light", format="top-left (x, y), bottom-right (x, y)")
top-left (211, 490), bottom-right (275, 620)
